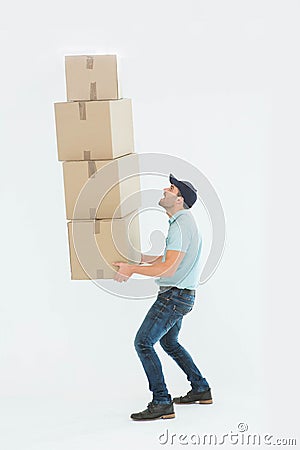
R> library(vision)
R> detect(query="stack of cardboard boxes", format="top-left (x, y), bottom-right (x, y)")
top-left (54, 55), bottom-right (141, 280)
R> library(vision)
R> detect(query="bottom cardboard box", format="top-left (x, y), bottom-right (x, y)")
top-left (67, 210), bottom-right (141, 279)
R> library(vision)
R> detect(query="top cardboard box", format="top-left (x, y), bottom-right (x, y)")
top-left (65, 55), bottom-right (121, 101)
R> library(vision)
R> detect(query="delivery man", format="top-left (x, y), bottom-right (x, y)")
top-left (113, 173), bottom-right (212, 421)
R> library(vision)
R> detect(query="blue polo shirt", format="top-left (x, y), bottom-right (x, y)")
top-left (155, 209), bottom-right (202, 290)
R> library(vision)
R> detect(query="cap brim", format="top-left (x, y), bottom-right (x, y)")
top-left (169, 173), bottom-right (178, 185)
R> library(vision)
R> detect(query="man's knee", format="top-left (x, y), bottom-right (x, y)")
top-left (134, 332), bottom-right (153, 353)
top-left (160, 335), bottom-right (179, 354)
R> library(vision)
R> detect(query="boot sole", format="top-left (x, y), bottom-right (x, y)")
top-left (174, 399), bottom-right (213, 405)
top-left (131, 413), bottom-right (175, 421)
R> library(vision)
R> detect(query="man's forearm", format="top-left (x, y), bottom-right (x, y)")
top-left (141, 254), bottom-right (164, 264)
top-left (131, 262), bottom-right (173, 278)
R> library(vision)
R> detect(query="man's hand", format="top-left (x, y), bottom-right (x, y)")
top-left (112, 262), bottom-right (134, 283)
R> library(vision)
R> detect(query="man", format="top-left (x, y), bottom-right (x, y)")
top-left (113, 173), bottom-right (212, 421)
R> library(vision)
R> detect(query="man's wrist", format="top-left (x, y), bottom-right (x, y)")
top-left (129, 264), bottom-right (138, 275)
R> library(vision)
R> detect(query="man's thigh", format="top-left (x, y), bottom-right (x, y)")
top-left (135, 293), bottom-right (185, 346)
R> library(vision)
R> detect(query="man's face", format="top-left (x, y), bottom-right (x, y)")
top-left (158, 184), bottom-right (182, 209)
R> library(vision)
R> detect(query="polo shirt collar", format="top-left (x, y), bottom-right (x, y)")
top-left (168, 209), bottom-right (190, 224)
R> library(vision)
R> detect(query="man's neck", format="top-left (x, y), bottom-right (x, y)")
top-left (165, 207), bottom-right (185, 218)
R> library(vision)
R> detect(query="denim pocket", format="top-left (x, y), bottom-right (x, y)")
top-left (172, 301), bottom-right (193, 316)
top-left (171, 290), bottom-right (194, 315)
top-left (164, 300), bottom-right (193, 329)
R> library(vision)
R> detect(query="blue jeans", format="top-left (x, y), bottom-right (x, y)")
top-left (134, 287), bottom-right (210, 404)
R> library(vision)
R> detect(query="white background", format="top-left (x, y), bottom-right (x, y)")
top-left (1, 1), bottom-right (300, 449)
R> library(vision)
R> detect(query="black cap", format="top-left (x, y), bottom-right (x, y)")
top-left (169, 173), bottom-right (197, 208)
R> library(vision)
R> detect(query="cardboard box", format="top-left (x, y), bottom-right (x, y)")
top-left (54, 99), bottom-right (134, 161)
top-left (67, 211), bottom-right (141, 279)
top-left (63, 153), bottom-right (141, 220)
top-left (65, 55), bottom-right (121, 101)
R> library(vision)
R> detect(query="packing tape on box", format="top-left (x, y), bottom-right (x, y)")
top-left (79, 102), bottom-right (86, 120)
top-left (90, 82), bottom-right (97, 100)
top-left (96, 269), bottom-right (104, 278)
top-left (88, 161), bottom-right (97, 177)
top-left (86, 56), bottom-right (94, 70)
top-left (89, 208), bottom-right (96, 219)
top-left (86, 57), bottom-right (97, 99)
top-left (94, 220), bottom-right (101, 234)
top-left (84, 151), bottom-right (91, 160)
